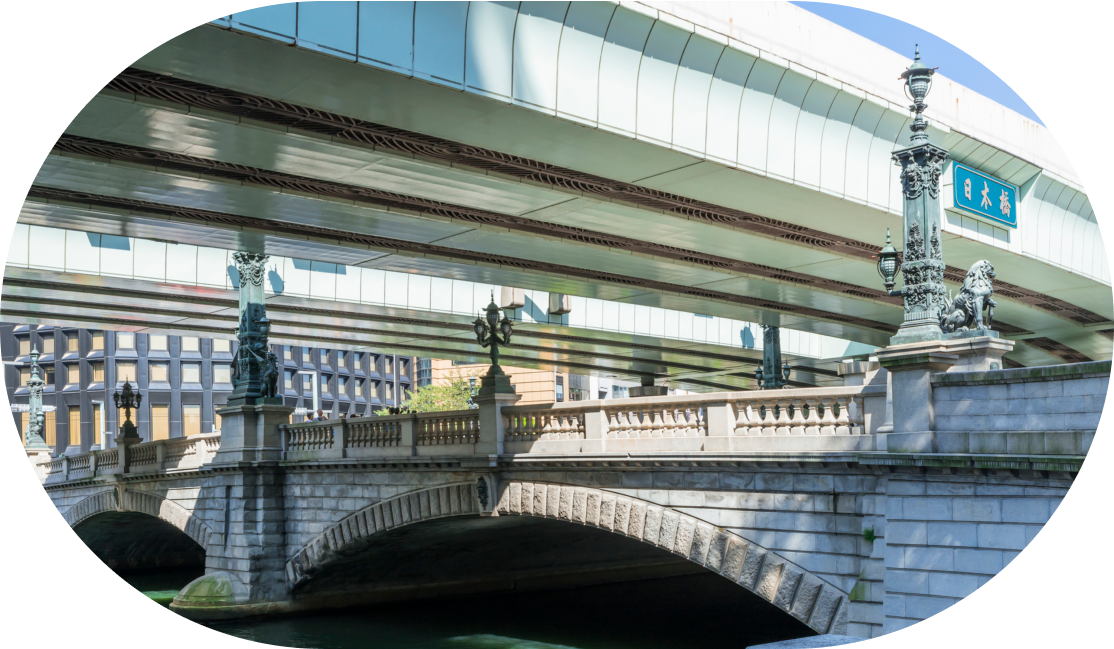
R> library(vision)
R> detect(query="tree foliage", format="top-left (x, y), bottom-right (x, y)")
top-left (375, 370), bottom-right (478, 415)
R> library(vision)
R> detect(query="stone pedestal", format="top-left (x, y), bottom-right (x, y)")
top-left (876, 335), bottom-right (1015, 452)
top-left (26, 447), bottom-right (52, 481)
top-left (474, 392), bottom-right (521, 456)
top-left (214, 402), bottom-right (295, 464)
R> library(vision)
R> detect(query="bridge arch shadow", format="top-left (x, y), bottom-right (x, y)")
top-left (287, 480), bottom-right (849, 635)
top-left (65, 489), bottom-right (216, 572)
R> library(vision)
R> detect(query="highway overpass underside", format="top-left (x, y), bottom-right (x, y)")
top-left (6, 18), bottom-right (1112, 383)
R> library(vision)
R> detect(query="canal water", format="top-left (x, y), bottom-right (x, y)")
top-left (125, 572), bottom-right (813, 649)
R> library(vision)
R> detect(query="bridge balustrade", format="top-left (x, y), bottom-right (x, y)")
top-left (41, 433), bottom-right (221, 484)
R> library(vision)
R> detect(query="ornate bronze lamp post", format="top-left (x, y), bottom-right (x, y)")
top-left (754, 325), bottom-right (792, 389)
top-left (23, 345), bottom-right (49, 451)
top-left (879, 46), bottom-right (951, 344)
top-left (472, 293), bottom-right (516, 395)
top-left (228, 252), bottom-right (281, 405)
top-left (113, 380), bottom-right (143, 442)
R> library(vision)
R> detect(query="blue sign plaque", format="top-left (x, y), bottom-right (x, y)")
top-left (952, 162), bottom-right (1018, 228)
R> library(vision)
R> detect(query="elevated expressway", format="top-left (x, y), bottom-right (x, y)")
top-left (3, 2), bottom-right (1111, 391)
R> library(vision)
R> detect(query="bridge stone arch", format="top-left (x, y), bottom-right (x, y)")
top-left (286, 479), bottom-right (848, 635)
top-left (64, 488), bottom-right (216, 552)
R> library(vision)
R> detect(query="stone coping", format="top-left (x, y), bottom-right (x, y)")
top-left (502, 385), bottom-right (887, 412)
top-left (746, 634), bottom-right (865, 648)
top-left (932, 360), bottom-right (1111, 386)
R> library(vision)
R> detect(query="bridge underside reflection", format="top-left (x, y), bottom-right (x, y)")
top-left (73, 512), bottom-right (205, 573)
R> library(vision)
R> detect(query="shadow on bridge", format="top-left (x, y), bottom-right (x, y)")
top-left (73, 511), bottom-right (206, 574)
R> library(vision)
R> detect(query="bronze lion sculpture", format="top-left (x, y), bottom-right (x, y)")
top-left (941, 259), bottom-right (996, 333)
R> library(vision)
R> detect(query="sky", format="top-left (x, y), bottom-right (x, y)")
top-left (791, 2), bottom-right (1042, 124)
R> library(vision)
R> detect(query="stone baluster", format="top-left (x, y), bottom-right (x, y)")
top-left (835, 397), bottom-right (851, 435)
top-left (820, 399), bottom-right (837, 435)
top-left (775, 400), bottom-right (792, 435)
top-left (744, 403), bottom-right (762, 436)
top-left (849, 397), bottom-right (865, 434)
top-left (691, 409), bottom-right (704, 436)
top-left (731, 404), bottom-right (748, 436)
top-left (649, 408), bottom-right (665, 437)
top-left (761, 402), bottom-right (777, 435)
top-left (789, 400), bottom-right (806, 435)
top-left (663, 408), bottom-right (678, 436)
top-left (629, 409), bottom-right (643, 438)
top-left (804, 399), bottom-right (822, 435)
top-left (608, 411), bottom-right (621, 438)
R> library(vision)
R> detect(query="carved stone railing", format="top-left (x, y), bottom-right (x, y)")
top-left (41, 433), bottom-right (221, 485)
top-left (416, 410), bottom-right (480, 447)
top-left (499, 385), bottom-right (886, 454)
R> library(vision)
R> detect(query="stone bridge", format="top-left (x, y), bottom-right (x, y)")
top-left (38, 358), bottom-right (1105, 639)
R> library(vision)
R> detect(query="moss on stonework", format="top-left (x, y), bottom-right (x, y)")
top-left (849, 580), bottom-right (870, 601)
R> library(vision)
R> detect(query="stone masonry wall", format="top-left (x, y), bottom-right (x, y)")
top-left (881, 471), bottom-right (1072, 634)
top-left (933, 363), bottom-right (1108, 455)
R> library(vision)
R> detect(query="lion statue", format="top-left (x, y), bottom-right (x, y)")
top-left (941, 260), bottom-right (996, 333)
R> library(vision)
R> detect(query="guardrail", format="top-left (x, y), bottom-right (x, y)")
top-left (38, 386), bottom-right (887, 482)
top-left (42, 433), bottom-right (221, 485)
top-left (502, 384), bottom-right (886, 453)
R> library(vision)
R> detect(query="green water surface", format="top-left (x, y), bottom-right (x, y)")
top-left (125, 572), bottom-right (811, 649)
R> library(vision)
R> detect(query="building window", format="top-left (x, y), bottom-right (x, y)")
top-left (398, 359), bottom-right (408, 378)
top-left (302, 347), bottom-right (311, 364)
top-left (91, 362), bottom-right (104, 383)
top-left (214, 411), bottom-right (222, 432)
top-left (355, 379), bottom-right (364, 398)
top-left (337, 352), bottom-right (346, 369)
top-left (284, 370), bottom-right (293, 390)
top-left (417, 358), bottom-right (432, 387)
top-left (151, 405), bottom-right (169, 440)
top-left (353, 352), bottom-right (362, 368)
top-left (213, 338), bottom-right (231, 353)
top-left (370, 354), bottom-right (380, 373)
top-left (385, 357), bottom-right (394, 376)
top-left (339, 376), bottom-right (348, 396)
top-left (320, 374), bottom-right (330, 394)
top-left (302, 374), bottom-right (312, 392)
top-left (44, 411), bottom-right (56, 446)
top-left (117, 361), bottom-right (137, 383)
top-left (19, 367), bottom-right (30, 386)
top-left (213, 365), bottom-right (231, 384)
top-left (91, 331), bottom-right (104, 351)
top-left (149, 335), bottom-right (168, 351)
top-left (41, 337), bottom-right (54, 355)
top-left (283, 345), bottom-right (292, 360)
top-left (44, 367), bottom-right (55, 386)
top-left (183, 405), bottom-right (201, 437)
top-left (117, 332), bottom-right (135, 349)
top-left (94, 405), bottom-right (102, 446)
top-left (68, 406), bottom-right (81, 447)
top-left (181, 336), bottom-right (199, 352)
top-left (556, 375), bottom-right (564, 403)
top-left (66, 334), bottom-right (78, 352)
top-left (150, 363), bottom-right (169, 382)
top-left (18, 338), bottom-right (30, 355)
top-left (67, 364), bottom-right (80, 385)
top-left (182, 363), bottom-right (201, 384)
top-left (612, 385), bottom-right (629, 399)
top-left (320, 349), bottom-right (329, 365)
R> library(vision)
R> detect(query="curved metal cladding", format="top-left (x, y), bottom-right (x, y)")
top-left (212, 2), bottom-right (1106, 284)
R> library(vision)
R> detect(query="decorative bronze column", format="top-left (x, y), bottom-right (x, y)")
top-left (113, 380), bottom-right (143, 442)
top-left (472, 293), bottom-right (515, 396)
top-left (878, 46), bottom-right (951, 344)
top-left (754, 325), bottom-right (792, 389)
top-left (228, 252), bottom-right (281, 405)
top-left (23, 345), bottom-right (49, 450)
